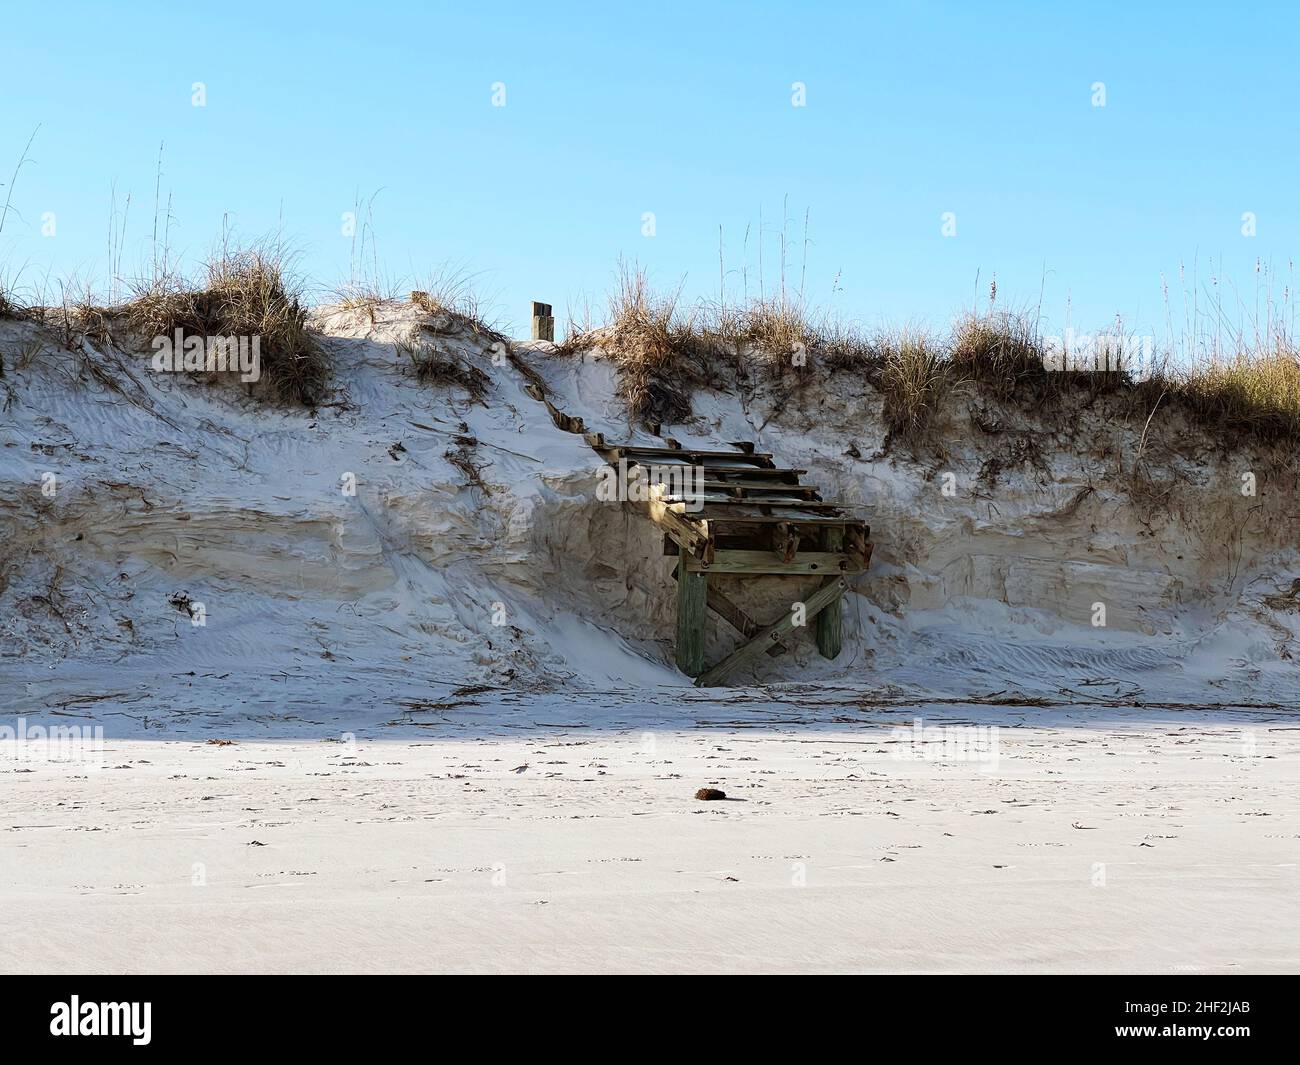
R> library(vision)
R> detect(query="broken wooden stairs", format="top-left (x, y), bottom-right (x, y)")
top-left (586, 433), bottom-right (873, 686)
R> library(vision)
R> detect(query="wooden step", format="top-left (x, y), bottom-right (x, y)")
top-left (696, 480), bottom-right (823, 500)
top-left (655, 497), bottom-right (859, 518)
top-left (694, 510), bottom-right (868, 527)
top-left (690, 465), bottom-right (806, 484)
top-left (600, 444), bottom-right (775, 468)
top-left (624, 463), bottom-right (808, 486)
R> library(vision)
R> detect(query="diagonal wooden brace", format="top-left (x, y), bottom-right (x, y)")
top-left (694, 577), bottom-right (847, 687)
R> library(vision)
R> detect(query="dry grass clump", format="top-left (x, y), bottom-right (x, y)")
top-left (410, 289), bottom-right (508, 349)
top-left (561, 265), bottom-right (880, 427)
top-left (409, 266), bottom-right (509, 350)
top-left (395, 330), bottom-right (491, 404)
top-left (703, 297), bottom-right (876, 377)
top-left (0, 271), bottom-right (44, 324)
top-left (444, 433), bottom-right (492, 493)
top-left (330, 280), bottom-right (402, 324)
top-left (949, 309), bottom-right (1051, 400)
top-left (66, 299), bottom-right (118, 349)
top-left (1147, 346), bottom-right (1300, 446)
top-left (558, 265), bottom-right (895, 429)
top-left (560, 265), bottom-right (717, 427)
top-left (125, 244), bottom-right (327, 406)
top-left (876, 330), bottom-right (951, 449)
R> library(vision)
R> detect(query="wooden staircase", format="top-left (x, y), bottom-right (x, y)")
top-left (585, 433), bottom-right (873, 686)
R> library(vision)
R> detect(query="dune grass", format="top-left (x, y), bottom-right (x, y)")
top-left (1140, 347), bottom-right (1300, 446)
top-left (564, 265), bottom-right (1300, 451)
top-left (394, 327), bottom-right (491, 403)
top-left (949, 308), bottom-right (1051, 400)
top-left (125, 242), bottom-right (327, 406)
top-left (409, 286), bottom-right (508, 349)
top-left (876, 330), bottom-right (951, 447)
top-left (558, 266), bottom-right (717, 427)
top-left (560, 264), bottom-right (879, 426)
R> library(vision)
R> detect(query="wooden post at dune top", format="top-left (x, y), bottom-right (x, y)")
top-left (531, 301), bottom-right (555, 341)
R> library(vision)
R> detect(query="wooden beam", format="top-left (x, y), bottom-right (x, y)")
top-left (695, 480), bottom-right (822, 499)
top-left (683, 549), bottom-right (864, 575)
top-left (816, 529), bottom-right (845, 660)
top-left (657, 502), bottom-right (848, 519)
top-left (675, 568), bottom-right (708, 677)
top-left (646, 488), bottom-right (712, 560)
top-left (598, 453), bottom-right (806, 484)
top-left (671, 566), bottom-right (785, 657)
top-left (601, 444), bottom-right (775, 467)
top-left (695, 577), bottom-right (847, 687)
top-left (688, 465), bottom-right (805, 483)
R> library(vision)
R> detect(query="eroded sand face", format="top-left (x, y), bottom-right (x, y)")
top-left (4, 305), bottom-right (1298, 705)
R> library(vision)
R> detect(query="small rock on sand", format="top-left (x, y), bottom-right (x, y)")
top-left (695, 787), bottom-right (726, 801)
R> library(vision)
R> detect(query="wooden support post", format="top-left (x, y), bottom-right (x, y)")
top-left (816, 528), bottom-right (845, 660)
top-left (696, 577), bottom-right (846, 687)
top-left (675, 568), bottom-right (708, 677)
top-left (530, 301), bottom-right (555, 342)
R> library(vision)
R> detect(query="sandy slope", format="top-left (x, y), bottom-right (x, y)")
top-left (4, 694), bottom-right (1296, 974)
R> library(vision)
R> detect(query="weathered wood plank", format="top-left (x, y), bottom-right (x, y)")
top-left (700, 467), bottom-right (805, 483)
top-left (601, 445), bottom-right (776, 467)
top-left (531, 301), bottom-right (555, 342)
top-left (647, 465), bottom-right (805, 485)
top-left (660, 496), bottom-right (842, 512)
top-left (696, 480), bottom-right (822, 498)
top-left (695, 577), bottom-right (846, 687)
top-left (683, 549), bottom-right (865, 575)
top-left (816, 528), bottom-right (845, 660)
top-left (675, 568), bottom-right (708, 677)
top-left (698, 510), bottom-right (865, 524)
top-left (645, 490), bottom-right (712, 560)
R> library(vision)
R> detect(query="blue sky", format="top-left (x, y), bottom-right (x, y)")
top-left (1, 1), bottom-right (1296, 343)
